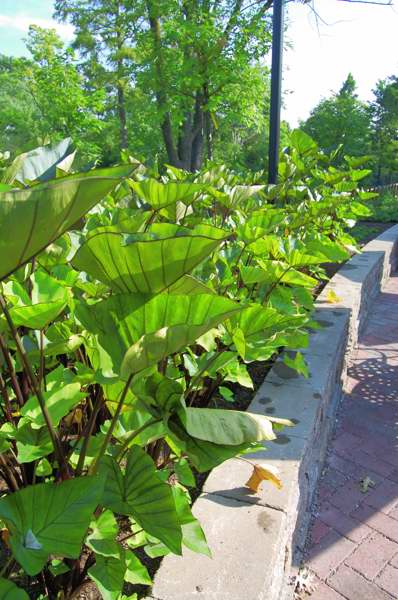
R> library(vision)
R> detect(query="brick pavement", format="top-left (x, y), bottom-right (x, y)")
top-left (304, 273), bottom-right (398, 600)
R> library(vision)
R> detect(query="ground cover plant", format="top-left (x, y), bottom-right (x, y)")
top-left (0, 131), bottom-right (373, 599)
top-left (365, 190), bottom-right (398, 222)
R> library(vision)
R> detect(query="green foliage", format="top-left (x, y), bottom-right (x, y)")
top-left (0, 28), bottom-right (104, 163)
top-left (0, 476), bottom-right (103, 575)
top-left (370, 76), bottom-right (398, 185)
top-left (53, 0), bottom-right (274, 170)
top-left (301, 73), bottom-right (372, 165)
top-left (0, 132), bottom-right (369, 598)
top-left (367, 191), bottom-right (398, 222)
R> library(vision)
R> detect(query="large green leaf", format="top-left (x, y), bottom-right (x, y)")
top-left (177, 407), bottom-right (276, 445)
top-left (88, 553), bottom-right (126, 600)
top-left (168, 422), bottom-right (257, 473)
top-left (240, 262), bottom-right (317, 288)
top-left (236, 209), bottom-right (285, 243)
top-left (12, 138), bottom-right (74, 184)
top-left (121, 295), bottom-right (242, 377)
top-left (88, 548), bottom-right (150, 600)
top-left (71, 224), bottom-right (226, 294)
top-left (166, 275), bottom-right (215, 295)
top-left (129, 179), bottom-right (206, 208)
top-left (290, 129), bottom-right (318, 155)
top-left (5, 271), bottom-right (68, 330)
top-left (78, 293), bottom-right (241, 377)
top-left (86, 510), bottom-right (120, 558)
top-left (21, 383), bottom-right (84, 429)
top-left (100, 446), bottom-right (182, 554)
top-left (0, 578), bottom-right (29, 599)
top-left (15, 419), bottom-right (53, 463)
top-left (218, 185), bottom-right (265, 209)
top-left (0, 164), bottom-right (132, 282)
top-left (227, 305), bottom-right (306, 341)
top-left (0, 476), bottom-right (103, 575)
top-left (124, 550), bottom-right (152, 584)
top-left (172, 486), bottom-right (210, 557)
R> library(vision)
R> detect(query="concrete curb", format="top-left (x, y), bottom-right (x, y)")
top-left (150, 224), bottom-right (398, 600)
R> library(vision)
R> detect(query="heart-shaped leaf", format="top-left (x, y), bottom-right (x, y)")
top-left (0, 164), bottom-right (132, 281)
top-left (0, 476), bottom-right (103, 575)
top-left (78, 293), bottom-right (241, 377)
top-left (177, 407), bottom-right (277, 445)
top-left (129, 179), bottom-right (206, 208)
top-left (72, 224), bottom-right (226, 294)
top-left (100, 446), bottom-right (182, 554)
top-left (0, 578), bottom-right (29, 599)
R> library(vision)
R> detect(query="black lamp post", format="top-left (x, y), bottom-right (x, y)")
top-left (268, 0), bottom-right (285, 184)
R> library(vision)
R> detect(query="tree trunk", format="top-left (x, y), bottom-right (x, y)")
top-left (191, 94), bottom-right (205, 171)
top-left (177, 112), bottom-right (193, 170)
top-left (115, 0), bottom-right (128, 151)
top-left (117, 80), bottom-right (128, 150)
top-left (147, 1), bottom-right (181, 168)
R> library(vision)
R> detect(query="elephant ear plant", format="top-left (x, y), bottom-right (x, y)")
top-left (0, 145), bottom-right (297, 600)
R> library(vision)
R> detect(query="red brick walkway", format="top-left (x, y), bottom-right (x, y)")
top-left (304, 273), bottom-right (398, 600)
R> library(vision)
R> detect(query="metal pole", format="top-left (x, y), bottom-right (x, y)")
top-left (268, 0), bottom-right (285, 184)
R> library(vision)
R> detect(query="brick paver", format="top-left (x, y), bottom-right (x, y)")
top-left (376, 564), bottom-right (398, 597)
top-left (304, 273), bottom-right (398, 599)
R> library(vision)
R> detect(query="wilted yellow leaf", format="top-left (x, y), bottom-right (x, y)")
top-left (64, 408), bottom-right (83, 428)
top-left (1, 528), bottom-right (10, 547)
top-left (245, 464), bottom-right (282, 493)
top-left (326, 289), bottom-right (342, 304)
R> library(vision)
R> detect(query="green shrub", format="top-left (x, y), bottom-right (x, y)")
top-left (366, 191), bottom-right (398, 223)
top-left (0, 132), bottom-right (370, 599)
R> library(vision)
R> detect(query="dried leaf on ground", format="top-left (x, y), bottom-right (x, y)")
top-left (245, 464), bottom-right (282, 492)
top-left (326, 289), bottom-right (342, 304)
top-left (360, 476), bottom-right (375, 493)
top-left (294, 567), bottom-right (315, 598)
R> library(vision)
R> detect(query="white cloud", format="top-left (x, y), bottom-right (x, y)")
top-left (0, 13), bottom-right (74, 41)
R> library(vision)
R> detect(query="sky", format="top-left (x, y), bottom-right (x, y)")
top-left (0, 0), bottom-right (397, 127)
top-left (284, 0), bottom-right (398, 125)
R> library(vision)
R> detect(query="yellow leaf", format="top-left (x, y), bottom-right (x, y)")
top-left (64, 408), bottom-right (83, 427)
top-left (245, 464), bottom-right (282, 493)
top-left (1, 528), bottom-right (10, 547)
top-left (326, 289), bottom-right (342, 304)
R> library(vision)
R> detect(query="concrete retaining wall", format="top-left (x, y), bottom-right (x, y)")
top-left (149, 224), bottom-right (398, 600)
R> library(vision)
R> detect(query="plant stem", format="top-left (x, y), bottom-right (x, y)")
top-left (0, 555), bottom-right (14, 578)
top-left (0, 372), bottom-right (13, 422)
top-left (0, 293), bottom-right (69, 478)
top-left (89, 375), bottom-right (133, 475)
top-left (0, 333), bottom-right (24, 407)
top-left (119, 528), bottom-right (144, 543)
top-left (0, 454), bottom-right (19, 491)
top-left (75, 388), bottom-right (103, 476)
top-left (185, 350), bottom-right (223, 397)
top-left (38, 330), bottom-right (46, 390)
top-left (115, 417), bottom-right (162, 463)
top-left (144, 209), bottom-right (158, 231)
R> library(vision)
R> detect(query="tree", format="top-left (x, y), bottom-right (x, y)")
top-left (301, 73), bottom-right (371, 162)
top-left (55, 0), bottom-right (274, 171)
top-left (371, 75), bottom-right (398, 185)
top-left (54, 0), bottom-right (141, 153)
top-left (23, 26), bottom-right (105, 161)
top-left (0, 55), bottom-right (41, 154)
